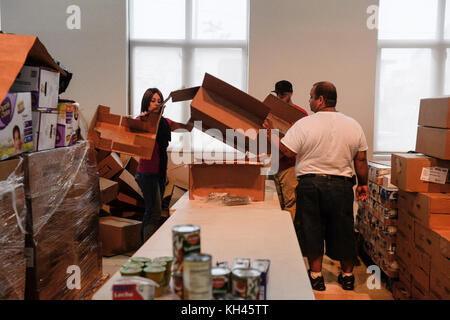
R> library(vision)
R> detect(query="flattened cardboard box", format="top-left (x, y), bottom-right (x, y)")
top-left (97, 152), bottom-right (123, 179)
top-left (418, 97), bottom-right (450, 129)
top-left (99, 216), bottom-right (141, 256)
top-left (172, 73), bottom-right (271, 153)
top-left (416, 126), bottom-right (450, 160)
top-left (189, 161), bottom-right (265, 201)
top-left (391, 153), bottom-right (450, 193)
top-left (99, 177), bottom-right (119, 204)
top-left (88, 105), bottom-right (163, 159)
top-left (117, 169), bottom-right (143, 200)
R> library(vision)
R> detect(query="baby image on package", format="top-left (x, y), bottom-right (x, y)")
top-left (0, 92), bottom-right (33, 160)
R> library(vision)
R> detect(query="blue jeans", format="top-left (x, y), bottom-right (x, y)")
top-left (135, 172), bottom-right (162, 244)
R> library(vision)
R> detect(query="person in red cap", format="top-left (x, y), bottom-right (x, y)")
top-left (271, 80), bottom-right (308, 221)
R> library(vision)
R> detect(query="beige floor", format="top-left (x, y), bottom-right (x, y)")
top-left (102, 254), bottom-right (393, 300)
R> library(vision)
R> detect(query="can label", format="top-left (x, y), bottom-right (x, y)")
top-left (172, 225), bottom-right (201, 273)
top-left (231, 269), bottom-right (261, 300)
top-left (183, 254), bottom-right (212, 300)
top-left (112, 283), bottom-right (154, 300)
top-left (172, 272), bottom-right (184, 298)
top-left (211, 268), bottom-right (231, 298)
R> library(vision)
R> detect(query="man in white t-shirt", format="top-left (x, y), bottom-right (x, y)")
top-left (264, 81), bottom-right (368, 291)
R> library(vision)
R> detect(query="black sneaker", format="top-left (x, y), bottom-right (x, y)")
top-left (308, 270), bottom-right (326, 291)
top-left (338, 272), bottom-right (355, 290)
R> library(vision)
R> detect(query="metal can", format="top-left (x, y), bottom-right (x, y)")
top-left (211, 267), bottom-right (231, 299)
top-left (143, 266), bottom-right (166, 297)
top-left (145, 261), bottom-right (168, 286)
top-left (120, 267), bottom-right (142, 277)
top-left (153, 256), bottom-right (174, 288)
top-left (183, 253), bottom-right (212, 300)
top-left (172, 271), bottom-right (184, 298)
top-left (172, 225), bottom-right (201, 273)
top-left (231, 268), bottom-right (261, 300)
top-left (131, 257), bottom-right (152, 264)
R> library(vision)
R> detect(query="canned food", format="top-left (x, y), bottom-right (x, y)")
top-left (122, 262), bottom-right (144, 269)
top-left (131, 257), bottom-right (152, 264)
top-left (172, 225), bottom-right (201, 273)
top-left (232, 258), bottom-right (250, 270)
top-left (143, 266), bottom-right (166, 297)
top-left (145, 261), bottom-right (168, 286)
top-left (172, 271), bottom-right (184, 298)
top-left (120, 267), bottom-right (142, 277)
top-left (211, 267), bottom-right (231, 299)
top-left (251, 259), bottom-right (270, 300)
top-left (183, 253), bottom-right (212, 300)
top-left (231, 268), bottom-right (261, 300)
top-left (152, 256), bottom-right (174, 288)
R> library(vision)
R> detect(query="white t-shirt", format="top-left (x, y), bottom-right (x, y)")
top-left (280, 111), bottom-right (368, 178)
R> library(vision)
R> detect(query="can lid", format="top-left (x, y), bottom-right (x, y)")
top-left (172, 224), bottom-right (200, 233)
top-left (131, 257), bottom-right (152, 263)
top-left (231, 268), bottom-right (261, 278)
top-left (146, 261), bottom-right (167, 268)
top-left (211, 267), bottom-right (231, 276)
top-left (120, 267), bottom-right (142, 275)
top-left (153, 256), bottom-right (174, 263)
top-left (122, 262), bottom-right (144, 269)
top-left (144, 266), bottom-right (166, 273)
top-left (184, 252), bottom-right (212, 263)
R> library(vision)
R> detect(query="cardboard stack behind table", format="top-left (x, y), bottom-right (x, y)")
top-left (356, 161), bottom-right (399, 280)
top-left (391, 97), bottom-right (450, 300)
top-left (0, 158), bottom-right (27, 300)
top-left (23, 141), bottom-right (103, 300)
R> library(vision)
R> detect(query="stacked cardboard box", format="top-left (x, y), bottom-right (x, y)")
top-left (24, 141), bottom-right (103, 300)
top-left (391, 97), bottom-right (450, 300)
top-left (356, 161), bottom-right (399, 279)
top-left (0, 158), bottom-right (27, 300)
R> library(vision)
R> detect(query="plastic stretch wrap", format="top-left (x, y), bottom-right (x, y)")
top-left (0, 158), bottom-right (27, 300)
top-left (24, 141), bottom-right (102, 300)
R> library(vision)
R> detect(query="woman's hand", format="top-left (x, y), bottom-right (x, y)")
top-left (139, 111), bottom-right (149, 120)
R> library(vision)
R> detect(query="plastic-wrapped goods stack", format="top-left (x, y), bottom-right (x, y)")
top-left (391, 97), bottom-right (450, 300)
top-left (356, 162), bottom-right (399, 281)
top-left (0, 158), bottom-right (27, 299)
top-left (24, 140), bottom-right (103, 300)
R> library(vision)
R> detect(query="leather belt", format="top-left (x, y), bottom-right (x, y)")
top-left (298, 173), bottom-right (353, 182)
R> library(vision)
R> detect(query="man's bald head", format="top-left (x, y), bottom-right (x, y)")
top-left (312, 82), bottom-right (337, 108)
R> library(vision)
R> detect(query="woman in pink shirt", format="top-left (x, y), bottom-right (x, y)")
top-left (135, 88), bottom-right (193, 243)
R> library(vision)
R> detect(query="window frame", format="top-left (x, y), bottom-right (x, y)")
top-left (374, 0), bottom-right (450, 154)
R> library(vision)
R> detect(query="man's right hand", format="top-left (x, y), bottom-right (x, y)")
top-left (356, 185), bottom-right (368, 201)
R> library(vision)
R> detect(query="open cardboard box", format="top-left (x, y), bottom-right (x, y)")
top-left (262, 94), bottom-right (308, 136)
top-left (171, 73), bottom-right (271, 153)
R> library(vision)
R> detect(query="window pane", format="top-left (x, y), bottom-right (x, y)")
top-left (191, 48), bottom-right (245, 89)
top-left (446, 0), bottom-right (450, 39)
top-left (130, 0), bottom-right (185, 39)
top-left (375, 49), bottom-right (433, 152)
top-left (446, 49), bottom-right (450, 95)
top-left (192, 0), bottom-right (247, 40)
top-left (378, 0), bottom-right (439, 40)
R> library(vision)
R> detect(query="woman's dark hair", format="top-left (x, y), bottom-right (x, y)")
top-left (141, 88), bottom-right (164, 113)
top-left (13, 125), bottom-right (21, 139)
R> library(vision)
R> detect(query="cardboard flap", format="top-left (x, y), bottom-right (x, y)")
top-left (170, 87), bottom-right (200, 102)
top-left (0, 34), bottom-right (66, 103)
top-left (263, 94), bottom-right (308, 123)
top-left (202, 73), bottom-right (270, 123)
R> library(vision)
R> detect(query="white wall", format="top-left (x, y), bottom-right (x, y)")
top-left (249, 0), bottom-right (379, 157)
top-left (0, 0), bottom-right (128, 126)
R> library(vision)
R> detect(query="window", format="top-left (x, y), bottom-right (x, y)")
top-left (129, 0), bottom-right (249, 152)
top-left (374, 0), bottom-right (450, 153)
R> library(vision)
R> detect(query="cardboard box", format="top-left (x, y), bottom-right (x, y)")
top-left (23, 141), bottom-right (102, 300)
top-left (97, 152), bottom-right (124, 179)
top-left (99, 216), bottom-right (142, 256)
top-left (56, 101), bottom-right (79, 147)
top-left (414, 221), bottom-right (441, 257)
top-left (391, 153), bottom-right (450, 193)
top-left (412, 280), bottom-right (430, 300)
top-left (262, 94), bottom-right (307, 136)
top-left (117, 192), bottom-right (145, 209)
top-left (429, 255), bottom-right (450, 300)
top-left (433, 229), bottom-right (450, 260)
top-left (172, 73), bottom-right (271, 153)
top-left (397, 191), bottom-right (450, 229)
top-left (99, 177), bottom-right (119, 204)
top-left (397, 208), bottom-right (415, 244)
top-left (0, 34), bottom-right (66, 110)
top-left (396, 258), bottom-right (412, 295)
top-left (368, 162), bottom-right (391, 185)
top-left (393, 279), bottom-right (411, 300)
top-left (0, 158), bottom-right (27, 300)
top-left (32, 110), bottom-right (57, 151)
top-left (396, 230), bottom-right (415, 267)
top-left (0, 92), bottom-right (33, 160)
top-left (416, 126), bottom-right (450, 160)
top-left (96, 149), bottom-right (110, 164)
top-left (10, 65), bottom-right (59, 111)
top-left (117, 169), bottom-right (143, 200)
top-left (189, 161), bottom-right (265, 201)
top-left (88, 105), bottom-right (161, 159)
top-left (418, 97), bottom-right (450, 129)
top-left (411, 246), bottom-right (431, 292)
